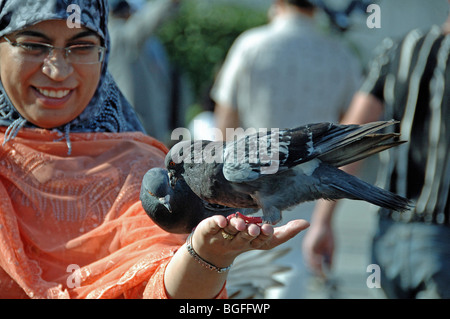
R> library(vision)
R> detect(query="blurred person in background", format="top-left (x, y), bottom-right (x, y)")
top-left (108, 0), bottom-right (180, 143)
top-left (211, 0), bottom-right (361, 298)
top-left (303, 5), bottom-right (450, 298)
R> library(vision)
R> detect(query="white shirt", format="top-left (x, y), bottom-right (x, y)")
top-left (211, 13), bottom-right (362, 129)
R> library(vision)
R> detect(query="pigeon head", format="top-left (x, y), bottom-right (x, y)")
top-left (140, 167), bottom-right (172, 215)
top-left (140, 167), bottom-right (204, 234)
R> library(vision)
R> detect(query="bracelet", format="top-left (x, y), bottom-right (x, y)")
top-left (185, 231), bottom-right (232, 273)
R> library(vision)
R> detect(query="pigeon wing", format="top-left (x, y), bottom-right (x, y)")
top-left (222, 121), bottom-right (400, 182)
top-left (222, 129), bottom-right (292, 182)
top-left (222, 123), bottom-right (335, 182)
top-left (279, 120), bottom-right (401, 167)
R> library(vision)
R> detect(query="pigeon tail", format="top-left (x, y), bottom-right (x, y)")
top-left (313, 120), bottom-right (398, 156)
top-left (318, 133), bottom-right (405, 168)
top-left (316, 164), bottom-right (413, 212)
top-left (284, 120), bottom-right (401, 169)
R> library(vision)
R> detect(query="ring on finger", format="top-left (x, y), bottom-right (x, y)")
top-left (221, 229), bottom-right (235, 240)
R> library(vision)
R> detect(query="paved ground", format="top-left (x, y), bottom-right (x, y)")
top-left (304, 157), bottom-right (387, 299)
top-left (304, 199), bottom-right (384, 299)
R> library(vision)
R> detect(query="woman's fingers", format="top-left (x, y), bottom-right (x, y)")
top-left (247, 223), bottom-right (274, 248)
top-left (196, 215), bottom-right (309, 255)
top-left (266, 219), bottom-right (310, 249)
top-left (216, 216), bottom-right (260, 249)
top-left (233, 223), bottom-right (261, 245)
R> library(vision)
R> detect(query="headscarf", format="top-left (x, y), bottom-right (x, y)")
top-left (0, 0), bottom-right (145, 154)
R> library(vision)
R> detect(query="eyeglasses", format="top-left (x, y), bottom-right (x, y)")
top-left (3, 36), bottom-right (106, 65)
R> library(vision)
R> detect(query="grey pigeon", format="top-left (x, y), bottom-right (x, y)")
top-left (165, 120), bottom-right (413, 225)
top-left (140, 167), bottom-right (258, 233)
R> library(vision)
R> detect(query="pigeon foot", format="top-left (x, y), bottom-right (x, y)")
top-left (226, 212), bottom-right (263, 224)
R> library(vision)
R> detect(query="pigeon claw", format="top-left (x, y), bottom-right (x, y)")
top-left (226, 212), bottom-right (263, 224)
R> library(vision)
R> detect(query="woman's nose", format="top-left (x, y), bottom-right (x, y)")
top-left (41, 50), bottom-right (74, 81)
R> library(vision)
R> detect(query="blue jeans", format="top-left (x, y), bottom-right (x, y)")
top-left (372, 217), bottom-right (450, 298)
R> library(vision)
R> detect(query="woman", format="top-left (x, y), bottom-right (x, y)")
top-left (0, 0), bottom-right (309, 299)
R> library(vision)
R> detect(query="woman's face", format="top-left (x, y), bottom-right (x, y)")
top-left (0, 20), bottom-right (103, 129)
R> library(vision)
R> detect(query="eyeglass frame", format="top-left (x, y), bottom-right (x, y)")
top-left (2, 35), bottom-right (106, 65)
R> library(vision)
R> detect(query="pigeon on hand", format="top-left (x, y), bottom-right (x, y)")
top-left (140, 167), bottom-right (258, 234)
top-left (165, 120), bottom-right (413, 225)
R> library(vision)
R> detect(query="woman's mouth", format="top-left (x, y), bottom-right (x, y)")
top-left (36, 87), bottom-right (71, 99)
top-left (33, 86), bottom-right (74, 108)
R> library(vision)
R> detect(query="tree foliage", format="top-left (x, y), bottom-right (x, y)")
top-left (157, 1), bottom-right (267, 102)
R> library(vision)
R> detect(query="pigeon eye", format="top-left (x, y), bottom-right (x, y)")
top-left (169, 161), bottom-right (176, 167)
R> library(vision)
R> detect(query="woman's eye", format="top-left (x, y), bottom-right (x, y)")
top-left (20, 43), bottom-right (49, 55)
top-left (67, 45), bottom-right (93, 55)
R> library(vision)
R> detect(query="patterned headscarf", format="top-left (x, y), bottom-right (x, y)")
top-left (0, 0), bottom-right (145, 154)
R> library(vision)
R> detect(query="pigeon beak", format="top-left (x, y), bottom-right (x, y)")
top-left (159, 195), bottom-right (172, 213)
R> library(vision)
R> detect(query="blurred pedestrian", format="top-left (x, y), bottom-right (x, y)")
top-left (303, 8), bottom-right (450, 298)
top-left (108, 0), bottom-right (179, 143)
top-left (211, 0), bottom-right (361, 136)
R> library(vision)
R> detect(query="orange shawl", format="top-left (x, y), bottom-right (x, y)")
top-left (0, 128), bottom-right (226, 299)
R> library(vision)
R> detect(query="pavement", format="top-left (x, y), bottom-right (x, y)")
top-left (304, 156), bottom-right (386, 299)
top-left (303, 199), bottom-right (384, 299)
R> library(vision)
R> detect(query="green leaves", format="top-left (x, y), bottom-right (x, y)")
top-left (158, 1), bottom-right (267, 101)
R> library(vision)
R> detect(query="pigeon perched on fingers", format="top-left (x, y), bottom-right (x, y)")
top-left (165, 120), bottom-right (413, 225)
top-left (140, 167), bottom-right (258, 233)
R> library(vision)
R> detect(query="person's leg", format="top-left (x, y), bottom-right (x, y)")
top-left (372, 217), bottom-right (412, 298)
top-left (410, 223), bottom-right (450, 299)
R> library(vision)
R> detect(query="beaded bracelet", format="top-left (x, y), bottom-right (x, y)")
top-left (185, 231), bottom-right (232, 273)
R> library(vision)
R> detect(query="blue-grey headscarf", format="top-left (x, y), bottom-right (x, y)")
top-left (0, 0), bottom-right (145, 154)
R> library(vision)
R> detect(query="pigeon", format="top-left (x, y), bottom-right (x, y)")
top-left (165, 120), bottom-right (413, 225)
top-left (140, 167), bottom-right (259, 233)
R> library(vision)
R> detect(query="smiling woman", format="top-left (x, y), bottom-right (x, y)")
top-left (0, 1), bottom-right (145, 154)
top-left (0, 21), bottom-right (103, 129)
top-left (0, 0), bottom-right (308, 299)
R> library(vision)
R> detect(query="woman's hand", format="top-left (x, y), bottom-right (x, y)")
top-left (164, 214), bottom-right (309, 299)
top-left (193, 214), bottom-right (309, 268)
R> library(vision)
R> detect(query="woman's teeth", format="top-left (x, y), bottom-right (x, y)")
top-left (37, 88), bottom-right (70, 98)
